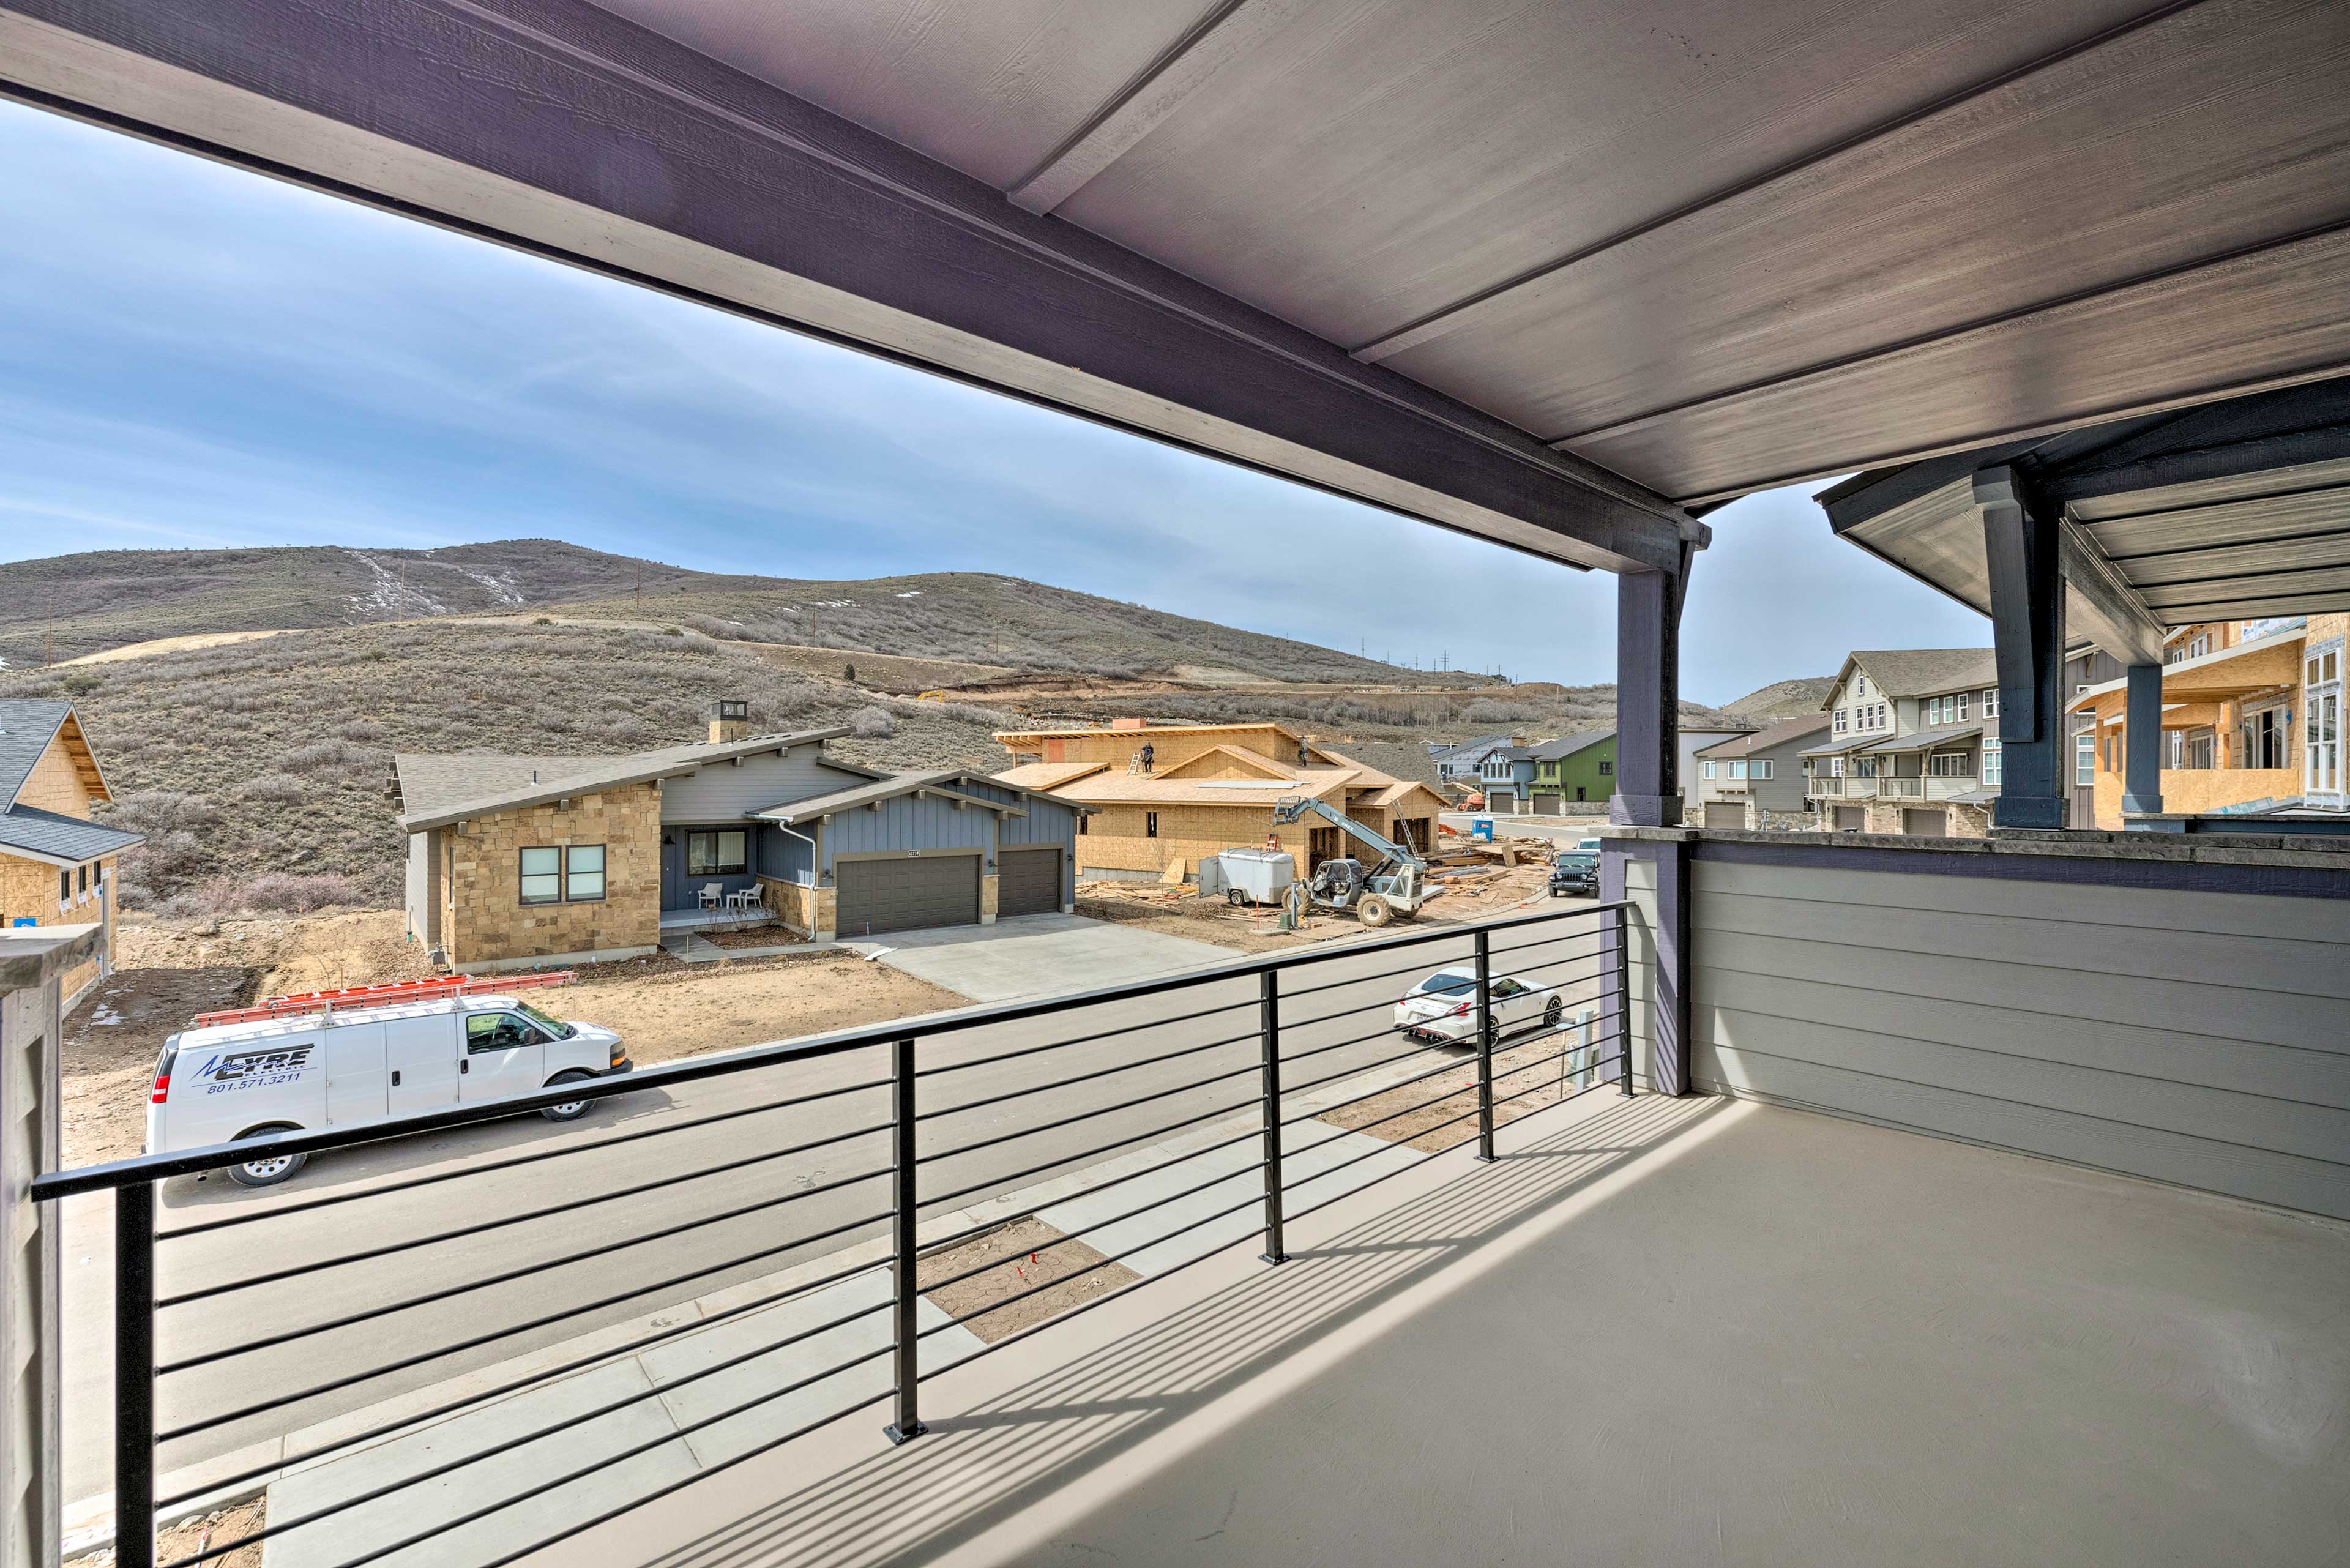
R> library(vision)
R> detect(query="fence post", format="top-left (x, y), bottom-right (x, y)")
top-left (1258, 969), bottom-right (1286, 1264)
top-left (884, 1038), bottom-right (924, 1446)
top-left (116, 1181), bottom-right (154, 1568)
top-left (1473, 928), bottom-right (1496, 1162)
top-left (1615, 905), bottom-right (1633, 1097)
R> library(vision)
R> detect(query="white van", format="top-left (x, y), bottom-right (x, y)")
top-left (146, 995), bottom-right (630, 1187)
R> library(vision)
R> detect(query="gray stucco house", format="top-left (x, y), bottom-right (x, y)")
top-left (392, 700), bottom-right (1087, 970)
top-left (1692, 715), bottom-right (1830, 828)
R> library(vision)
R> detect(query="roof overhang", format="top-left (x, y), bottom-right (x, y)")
top-left (397, 728), bottom-right (849, 831)
top-left (1822, 378), bottom-right (2350, 663)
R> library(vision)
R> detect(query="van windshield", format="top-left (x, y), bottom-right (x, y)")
top-left (514, 1001), bottom-right (576, 1040)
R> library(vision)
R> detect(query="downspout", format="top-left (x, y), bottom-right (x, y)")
top-left (771, 819), bottom-right (818, 885)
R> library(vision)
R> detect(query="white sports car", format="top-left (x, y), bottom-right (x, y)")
top-left (1393, 965), bottom-right (1562, 1044)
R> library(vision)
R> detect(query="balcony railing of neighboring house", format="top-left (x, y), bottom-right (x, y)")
top-left (1924, 775), bottom-right (1979, 801)
top-left (1807, 776), bottom-right (1843, 797)
top-left (1882, 777), bottom-right (1924, 799)
top-left (36, 902), bottom-right (1630, 1568)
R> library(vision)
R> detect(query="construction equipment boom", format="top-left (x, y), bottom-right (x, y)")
top-left (1269, 795), bottom-right (1430, 926)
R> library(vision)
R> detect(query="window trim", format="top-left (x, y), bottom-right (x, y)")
top-left (1144, 810), bottom-right (1159, 838)
top-left (518, 845), bottom-right (563, 906)
top-left (564, 843), bottom-right (606, 903)
top-left (687, 828), bottom-right (750, 877)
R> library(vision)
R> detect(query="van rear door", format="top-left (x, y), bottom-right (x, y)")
top-left (386, 1012), bottom-right (461, 1118)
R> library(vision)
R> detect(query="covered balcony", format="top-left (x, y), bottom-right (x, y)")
top-left (5, 4), bottom-right (2350, 1568)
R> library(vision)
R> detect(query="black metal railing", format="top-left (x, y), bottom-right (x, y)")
top-left (34, 898), bottom-right (1635, 1568)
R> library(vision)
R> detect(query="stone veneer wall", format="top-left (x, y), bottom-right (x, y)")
top-left (441, 784), bottom-right (660, 968)
top-left (759, 875), bottom-right (836, 941)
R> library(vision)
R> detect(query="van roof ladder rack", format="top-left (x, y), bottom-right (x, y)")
top-left (191, 970), bottom-right (576, 1028)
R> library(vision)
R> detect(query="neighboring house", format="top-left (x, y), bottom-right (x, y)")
top-left (1524, 731), bottom-right (1617, 812)
top-left (993, 721), bottom-right (1449, 883)
top-left (1679, 726), bottom-right (1756, 804)
top-left (2068, 614), bottom-right (2348, 828)
top-left (1476, 745), bottom-right (1539, 812)
top-left (394, 698), bottom-right (1085, 968)
top-left (0, 701), bottom-right (143, 1010)
top-left (1693, 715), bottom-right (1830, 828)
top-left (1428, 734), bottom-right (1522, 786)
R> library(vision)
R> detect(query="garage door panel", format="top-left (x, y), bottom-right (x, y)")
top-left (837, 854), bottom-right (980, 935)
top-left (998, 846), bottom-right (1062, 917)
top-left (1702, 802), bottom-right (1744, 829)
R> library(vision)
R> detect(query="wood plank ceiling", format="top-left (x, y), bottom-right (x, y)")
top-left (591, 0), bottom-right (2350, 507)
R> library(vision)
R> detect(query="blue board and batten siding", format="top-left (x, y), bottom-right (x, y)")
top-left (822, 793), bottom-right (994, 866)
top-left (1628, 847), bottom-right (2350, 1222)
top-left (659, 747), bottom-right (863, 823)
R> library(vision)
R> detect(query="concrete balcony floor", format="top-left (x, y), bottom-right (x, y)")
top-left (588, 1091), bottom-right (2350, 1568)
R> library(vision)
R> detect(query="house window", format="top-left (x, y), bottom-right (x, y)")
top-left (1598, 760), bottom-right (1613, 775)
top-left (1927, 752), bottom-right (1970, 777)
top-left (1983, 689), bottom-right (1999, 718)
top-left (1856, 675), bottom-right (1868, 698)
top-left (1983, 738), bottom-right (2003, 786)
top-left (1955, 693), bottom-right (1969, 722)
top-left (2073, 735), bottom-right (2092, 786)
top-left (519, 846), bottom-right (562, 905)
top-left (1833, 709), bottom-right (1848, 733)
top-left (1728, 760), bottom-right (1748, 780)
top-left (1925, 697), bottom-right (1938, 725)
top-left (1701, 761), bottom-right (1715, 780)
top-left (687, 829), bottom-right (748, 875)
top-left (76, 864), bottom-right (88, 897)
top-left (565, 844), bottom-right (606, 902)
top-left (1751, 760), bottom-right (1774, 780)
top-left (1145, 812), bottom-right (1159, 838)
top-left (1851, 755), bottom-right (1877, 778)
top-left (1078, 814), bottom-right (1088, 835)
top-left (58, 870), bottom-right (70, 904)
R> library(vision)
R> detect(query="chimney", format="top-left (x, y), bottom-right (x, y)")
top-left (706, 698), bottom-right (749, 744)
top-left (1110, 716), bottom-right (1149, 731)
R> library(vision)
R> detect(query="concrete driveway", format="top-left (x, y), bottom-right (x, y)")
top-left (856, 913), bottom-right (1233, 1003)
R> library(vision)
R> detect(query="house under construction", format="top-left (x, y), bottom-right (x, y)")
top-left (994, 721), bottom-right (1449, 884)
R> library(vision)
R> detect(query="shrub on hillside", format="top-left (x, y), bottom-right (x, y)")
top-left (99, 790), bottom-right (223, 906)
top-left (279, 737), bottom-right (380, 774)
top-left (242, 772), bottom-right (305, 804)
top-left (159, 871), bottom-right (366, 918)
top-left (848, 705), bottom-right (895, 739)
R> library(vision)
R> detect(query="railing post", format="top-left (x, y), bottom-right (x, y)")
top-left (884, 1037), bottom-right (924, 1446)
top-left (1258, 969), bottom-right (1286, 1264)
top-left (1473, 928), bottom-right (1496, 1162)
top-left (116, 1181), bottom-right (154, 1568)
top-left (1615, 905), bottom-right (1633, 1098)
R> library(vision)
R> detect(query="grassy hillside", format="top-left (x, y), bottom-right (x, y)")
top-left (1720, 676), bottom-right (1837, 720)
top-left (5, 619), bottom-right (1010, 911)
top-left (2, 540), bottom-right (1486, 687)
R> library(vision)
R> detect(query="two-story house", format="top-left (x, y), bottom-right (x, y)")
top-left (1523, 732), bottom-right (1617, 812)
top-left (0, 701), bottom-right (143, 1009)
top-left (1476, 744), bottom-right (1539, 812)
top-left (2067, 614), bottom-right (2348, 827)
top-left (1428, 735), bottom-right (1523, 791)
top-left (1693, 715), bottom-right (1830, 829)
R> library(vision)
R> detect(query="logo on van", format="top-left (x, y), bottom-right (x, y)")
top-left (196, 1045), bottom-right (317, 1084)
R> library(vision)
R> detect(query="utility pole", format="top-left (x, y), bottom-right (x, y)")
top-left (635, 561), bottom-right (643, 617)
top-left (46, 592), bottom-right (54, 667)
top-left (397, 561), bottom-right (406, 621)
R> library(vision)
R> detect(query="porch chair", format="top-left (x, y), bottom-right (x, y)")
top-left (698, 883), bottom-right (723, 909)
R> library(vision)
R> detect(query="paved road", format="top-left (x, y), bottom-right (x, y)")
top-left (59, 904), bottom-right (1615, 1506)
top-left (1439, 812), bottom-right (1603, 845)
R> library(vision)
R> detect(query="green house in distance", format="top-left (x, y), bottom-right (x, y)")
top-left (1524, 731), bottom-right (1616, 813)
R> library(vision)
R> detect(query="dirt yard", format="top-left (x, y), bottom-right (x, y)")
top-left (62, 965), bottom-right (259, 1165)
top-left (118, 908), bottom-right (434, 997)
top-left (1316, 1016), bottom-right (1617, 1154)
top-left (67, 1498), bottom-right (266, 1568)
top-left (916, 1215), bottom-right (1141, 1343)
top-left (537, 950), bottom-right (966, 1067)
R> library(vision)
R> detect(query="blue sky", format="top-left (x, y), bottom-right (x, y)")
top-left (0, 99), bottom-right (1986, 706)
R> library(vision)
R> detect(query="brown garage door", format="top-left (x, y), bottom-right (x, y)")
top-left (1833, 806), bottom-right (1865, 831)
top-left (997, 846), bottom-right (1062, 917)
top-left (1702, 801), bottom-right (1745, 829)
top-left (1532, 793), bottom-right (1562, 815)
top-left (835, 854), bottom-right (980, 936)
top-left (1903, 807), bottom-right (1949, 838)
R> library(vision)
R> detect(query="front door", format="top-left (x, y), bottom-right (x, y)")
top-left (460, 1010), bottom-right (548, 1104)
top-left (661, 834), bottom-right (685, 910)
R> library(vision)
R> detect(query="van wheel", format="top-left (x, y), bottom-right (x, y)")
top-left (542, 1070), bottom-right (595, 1122)
top-left (226, 1127), bottom-right (306, 1188)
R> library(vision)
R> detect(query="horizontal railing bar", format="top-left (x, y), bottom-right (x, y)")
top-left (1485, 925), bottom-right (1610, 959)
top-left (1276, 1018), bottom-right (1416, 1067)
top-left (37, 901), bottom-right (1628, 1198)
top-left (1280, 1066), bottom-right (1631, 1228)
top-left (157, 1198), bottom-right (898, 1376)
top-left (1278, 1041), bottom-right (1450, 1099)
top-left (157, 1151), bottom-right (892, 1307)
top-left (918, 1060), bottom-right (1264, 1161)
top-left (300, 1343), bottom-right (902, 1568)
top-left (911, 992), bottom-right (1261, 1078)
top-left (916, 1094), bottom-right (1261, 1211)
top-left (915, 1190), bottom-right (1267, 1339)
top-left (916, 1123), bottom-right (1269, 1256)
top-left (1274, 948), bottom-right (1488, 1002)
top-left (1288, 955), bottom-right (1604, 1035)
top-left (155, 1099), bottom-right (897, 1242)
top-left (466, 1387), bottom-right (899, 1568)
top-left (169, 1294), bottom-right (897, 1566)
top-left (1280, 1077), bottom-right (1501, 1162)
top-left (1277, 1051), bottom-right (1490, 1128)
top-left (160, 1240), bottom-right (895, 1443)
top-left (911, 1026), bottom-right (1260, 1122)
top-left (916, 1155), bottom-right (1268, 1297)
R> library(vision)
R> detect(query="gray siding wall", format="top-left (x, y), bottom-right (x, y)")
top-left (1684, 855), bottom-right (2350, 1221)
top-left (822, 793), bottom-right (994, 872)
top-left (403, 829), bottom-right (440, 946)
top-left (998, 795), bottom-right (1080, 848)
top-left (658, 747), bottom-right (866, 823)
top-left (760, 824), bottom-right (816, 885)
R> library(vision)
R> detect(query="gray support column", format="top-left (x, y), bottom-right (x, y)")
top-left (1608, 547), bottom-right (1695, 1095)
top-left (1610, 554), bottom-right (1690, 828)
top-left (1976, 467), bottom-right (2069, 829)
top-left (2121, 663), bottom-right (2166, 818)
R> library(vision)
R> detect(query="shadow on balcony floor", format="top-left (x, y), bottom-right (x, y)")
top-left (599, 1093), bottom-right (2349, 1568)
